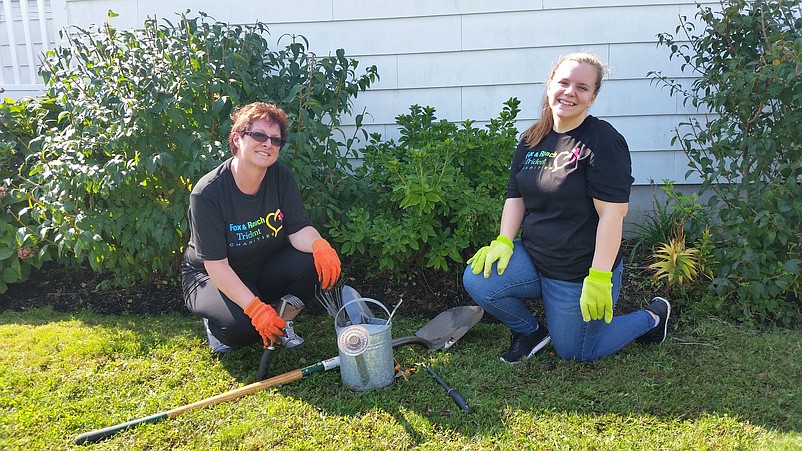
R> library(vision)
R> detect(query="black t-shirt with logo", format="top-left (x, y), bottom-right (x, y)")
top-left (182, 158), bottom-right (312, 288)
top-left (507, 115), bottom-right (634, 282)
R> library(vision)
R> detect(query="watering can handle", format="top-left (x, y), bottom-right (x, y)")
top-left (335, 298), bottom-right (390, 327)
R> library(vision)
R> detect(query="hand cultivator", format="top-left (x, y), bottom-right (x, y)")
top-left (392, 360), bottom-right (472, 414)
top-left (424, 364), bottom-right (472, 413)
top-left (256, 294), bottom-right (305, 381)
top-left (74, 302), bottom-right (483, 445)
top-left (315, 280), bottom-right (344, 317)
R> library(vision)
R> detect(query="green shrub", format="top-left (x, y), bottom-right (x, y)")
top-left (9, 11), bottom-right (376, 289)
top-left (650, 0), bottom-right (802, 326)
top-left (327, 98), bottom-right (521, 277)
top-left (0, 97), bottom-right (63, 293)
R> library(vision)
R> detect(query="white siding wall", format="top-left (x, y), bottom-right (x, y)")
top-left (14, 0), bottom-right (721, 221)
top-left (0, 0), bottom-right (59, 97)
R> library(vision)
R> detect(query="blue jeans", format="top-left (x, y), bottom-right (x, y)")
top-left (462, 240), bottom-right (654, 362)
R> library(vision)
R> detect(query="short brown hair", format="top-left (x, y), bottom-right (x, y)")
top-left (228, 102), bottom-right (289, 154)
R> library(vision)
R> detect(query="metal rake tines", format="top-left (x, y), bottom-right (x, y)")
top-left (279, 294), bottom-right (305, 316)
top-left (315, 279), bottom-right (344, 318)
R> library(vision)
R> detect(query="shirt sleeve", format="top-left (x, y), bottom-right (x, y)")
top-left (188, 188), bottom-right (228, 261)
top-left (586, 126), bottom-right (634, 203)
top-left (506, 141), bottom-right (528, 199)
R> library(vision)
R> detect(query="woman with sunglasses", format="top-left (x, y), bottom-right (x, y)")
top-left (182, 102), bottom-right (341, 353)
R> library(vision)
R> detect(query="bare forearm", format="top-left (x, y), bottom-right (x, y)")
top-left (499, 198), bottom-right (525, 240)
top-left (591, 199), bottom-right (628, 271)
top-left (592, 218), bottom-right (623, 271)
top-left (288, 225), bottom-right (322, 253)
top-left (204, 259), bottom-right (256, 310)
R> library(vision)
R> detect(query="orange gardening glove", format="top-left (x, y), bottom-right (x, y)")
top-left (312, 238), bottom-right (341, 290)
top-left (243, 297), bottom-right (286, 347)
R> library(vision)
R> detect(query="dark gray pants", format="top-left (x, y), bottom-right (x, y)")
top-left (182, 245), bottom-right (318, 347)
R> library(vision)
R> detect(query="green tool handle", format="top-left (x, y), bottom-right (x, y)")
top-left (75, 357), bottom-right (340, 445)
top-left (74, 412), bottom-right (167, 445)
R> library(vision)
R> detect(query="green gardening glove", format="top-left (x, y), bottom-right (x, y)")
top-left (467, 236), bottom-right (514, 278)
top-left (579, 268), bottom-right (613, 323)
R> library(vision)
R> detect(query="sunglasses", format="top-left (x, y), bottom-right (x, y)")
top-left (243, 130), bottom-right (286, 148)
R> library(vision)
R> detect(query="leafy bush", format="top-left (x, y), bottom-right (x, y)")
top-left (0, 97), bottom-right (63, 293)
top-left (327, 99), bottom-right (521, 277)
top-left (261, 37), bottom-right (378, 223)
top-left (650, 0), bottom-right (802, 326)
top-left (7, 11), bottom-right (376, 289)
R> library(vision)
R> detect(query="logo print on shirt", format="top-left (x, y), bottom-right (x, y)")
top-left (228, 209), bottom-right (284, 247)
top-left (265, 209), bottom-right (283, 236)
top-left (550, 147), bottom-right (583, 172)
top-left (522, 150), bottom-right (555, 170)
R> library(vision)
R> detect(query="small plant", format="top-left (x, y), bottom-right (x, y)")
top-left (695, 226), bottom-right (716, 282)
top-left (630, 179), bottom-right (706, 262)
top-left (648, 225), bottom-right (701, 294)
top-left (630, 185), bottom-right (681, 262)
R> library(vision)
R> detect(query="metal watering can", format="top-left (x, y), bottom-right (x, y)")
top-left (334, 298), bottom-right (394, 391)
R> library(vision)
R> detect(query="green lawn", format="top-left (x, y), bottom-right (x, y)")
top-left (0, 307), bottom-right (800, 450)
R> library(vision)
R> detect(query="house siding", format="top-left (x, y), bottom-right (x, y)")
top-left (0, 0), bottom-right (58, 96)
top-left (7, 0), bottom-right (721, 222)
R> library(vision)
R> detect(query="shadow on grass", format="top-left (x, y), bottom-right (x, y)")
top-left (0, 306), bottom-right (194, 352)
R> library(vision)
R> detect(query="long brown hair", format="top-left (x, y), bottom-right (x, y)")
top-left (520, 53), bottom-right (607, 148)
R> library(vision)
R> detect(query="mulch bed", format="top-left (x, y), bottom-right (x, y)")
top-left (2, 244), bottom-right (657, 319)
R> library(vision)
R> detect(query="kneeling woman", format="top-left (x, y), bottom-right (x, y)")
top-left (463, 53), bottom-right (669, 364)
top-left (182, 102), bottom-right (341, 352)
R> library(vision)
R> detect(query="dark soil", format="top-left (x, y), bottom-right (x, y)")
top-left (1, 244), bottom-right (656, 319)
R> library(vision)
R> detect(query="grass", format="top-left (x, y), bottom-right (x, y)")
top-left (1, 307), bottom-right (800, 450)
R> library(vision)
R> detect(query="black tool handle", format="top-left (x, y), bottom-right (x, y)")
top-left (391, 335), bottom-right (436, 349)
top-left (257, 346), bottom-right (274, 381)
top-left (425, 366), bottom-right (472, 414)
top-left (258, 299), bottom-right (291, 380)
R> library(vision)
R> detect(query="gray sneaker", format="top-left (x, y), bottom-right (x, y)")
top-left (281, 320), bottom-right (305, 349)
top-left (203, 318), bottom-right (232, 353)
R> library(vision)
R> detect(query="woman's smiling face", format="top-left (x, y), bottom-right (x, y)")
top-left (547, 60), bottom-right (600, 131)
top-left (232, 119), bottom-right (282, 169)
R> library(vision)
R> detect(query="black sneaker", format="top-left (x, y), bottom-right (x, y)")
top-left (636, 297), bottom-right (671, 345)
top-left (500, 325), bottom-right (551, 364)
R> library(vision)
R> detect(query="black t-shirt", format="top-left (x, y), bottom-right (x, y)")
top-left (507, 115), bottom-right (634, 282)
top-left (182, 158), bottom-right (313, 285)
